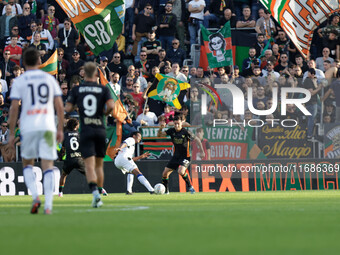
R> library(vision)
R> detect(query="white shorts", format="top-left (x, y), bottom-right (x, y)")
top-left (114, 155), bottom-right (137, 174)
top-left (21, 131), bottom-right (57, 160)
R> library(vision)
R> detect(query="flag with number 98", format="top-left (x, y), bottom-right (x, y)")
top-left (56, 0), bottom-right (125, 56)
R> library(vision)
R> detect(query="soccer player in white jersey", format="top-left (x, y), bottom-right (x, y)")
top-left (114, 131), bottom-right (154, 194)
top-left (8, 48), bottom-right (64, 215)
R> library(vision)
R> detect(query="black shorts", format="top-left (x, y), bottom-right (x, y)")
top-left (63, 158), bottom-right (85, 175)
top-left (166, 156), bottom-right (190, 170)
top-left (80, 129), bottom-right (106, 158)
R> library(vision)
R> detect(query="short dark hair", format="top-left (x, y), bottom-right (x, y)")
top-left (132, 131), bottom-right (141, 137)
top-left (308, 68), bottom-right (316, 75)
top-left (23, 48), bottom-right (40, 67)
top-left (66, 118), bottom-right (79, 131)
top-left (173, 115), bottom-right (181, 121)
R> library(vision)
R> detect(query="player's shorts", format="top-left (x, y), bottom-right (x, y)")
top-left (79, 129), bottom-right (106, 158)
top-left (63, 158), bottom-right (85, 175)
top-left (166, 156), bottom-right (191, 170)
top-left (114, 155), bottom-right (138, 174)
top-left (21, 130), bottom-right (57, 160)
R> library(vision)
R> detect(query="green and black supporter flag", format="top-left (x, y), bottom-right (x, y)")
top-left (56, 0), bottom-right (125, 56)
top-left (147, 73), bottom-right (190, 109)
top-left (199, 22), bottom-right (233, 71)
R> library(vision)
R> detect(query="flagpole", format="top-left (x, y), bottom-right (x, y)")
top-left (141, 97), bottom-right (149, 123)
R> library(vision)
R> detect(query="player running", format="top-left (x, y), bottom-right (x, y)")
top-left (58, 118), bottom-right (108, 197)
top-left (114, 131), bottom-right (155, 194)
top-left (65, 62), bottom-right (114, 208)
top-left (158, 115), bottom-right (205, 194)
top-left (8, 47), bottom-right (64, 214)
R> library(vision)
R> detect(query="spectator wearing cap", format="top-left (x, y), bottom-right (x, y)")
top-left (255, 9), bottom-right (276, 39)
top-left (67, 49), bottom-right (85, 78)
top-left (31, 20), bottom-right (54, 52)
top-left (166, 38), bottom-right (186, 67)
top-left (108, 52), bottom-right (128, 77)
top-left (99, 56), bottom-right (110, 79)
top-left (236, 6), bottom-right (255, 28)
top-left (315, 47), bottom-right (334, 72)
top-left (132, 3), bottom-right (156, 57)
top-left (141, 30), bottom-right (161, 65)
top-left (157, 1), bottom-right (177, 51)
top-left (204, 0), bottom-right (235, 29)
top-left (219, 8), bottom-right (237, 29)
top-left (230, 65), bottom-right (245, 87)
top-left (58, 18), bottom-right (79, 61)
top-left (262, 61), bottom-right (280, 80)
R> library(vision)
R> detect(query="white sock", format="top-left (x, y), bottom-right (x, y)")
top-left (23, 165), bottom-right (38, 200)
top-left (137, 174), bottom-right (154, 192)
top-left (43, 170), bottom-right (54, 211)
top-left (92, 190), bottom-right (100, 197)
top-left (127, 174), bottom-right (134, 193)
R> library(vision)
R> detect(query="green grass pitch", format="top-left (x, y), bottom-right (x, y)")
top-left (0, 191), bottom-right (339, 255)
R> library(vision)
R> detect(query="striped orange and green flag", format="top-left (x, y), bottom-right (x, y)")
top-left (39, 49), bottom-right (57, 75)
top-left (56, 0), bottom-right (125, 56)
top-left (259, 0), bottom-right (340, 58)
top-left (98, 68), bottom-right (128, 159)
top-left (200, 22), bottom-right (233, 70)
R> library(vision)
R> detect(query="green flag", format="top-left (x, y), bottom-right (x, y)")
top-left (200, 22), bottom-right (233, 69)
top-left (147, 73), bottom-right (190, 109)
top-left (56, 0), bottom-right (124, 56)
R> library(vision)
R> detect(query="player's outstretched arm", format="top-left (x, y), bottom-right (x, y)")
top-left (132, 151), bottom-right (151, 161)
top-left (8, 99), bottom-right (20, 148)
top-left (54, 96), bottom-right (65, 143)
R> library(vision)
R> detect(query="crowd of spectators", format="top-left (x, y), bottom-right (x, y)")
top-left (0, 0), bottom-right (338, 161)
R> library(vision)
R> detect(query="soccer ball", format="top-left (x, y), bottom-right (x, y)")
top-left (154, 183), bottom-right (166, 195)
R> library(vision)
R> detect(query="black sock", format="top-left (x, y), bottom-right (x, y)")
top-left (181, 173), bottom-right (191, 188)
top-left (98, 187), bottom-right (103, 193)
top-left (162, 178), bottom-right (169, 192)
top-left (88, 182), bottom-right (98, 192)
top-left (59, 186), bottom-right (64, 193)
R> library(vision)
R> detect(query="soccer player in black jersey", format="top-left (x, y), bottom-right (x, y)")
top-left (65, 62), bottom-right (114, 208)
top-left (158, 115), bottom-right (205, 194)
top-left (58, 118), bottom-right (84, 197)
